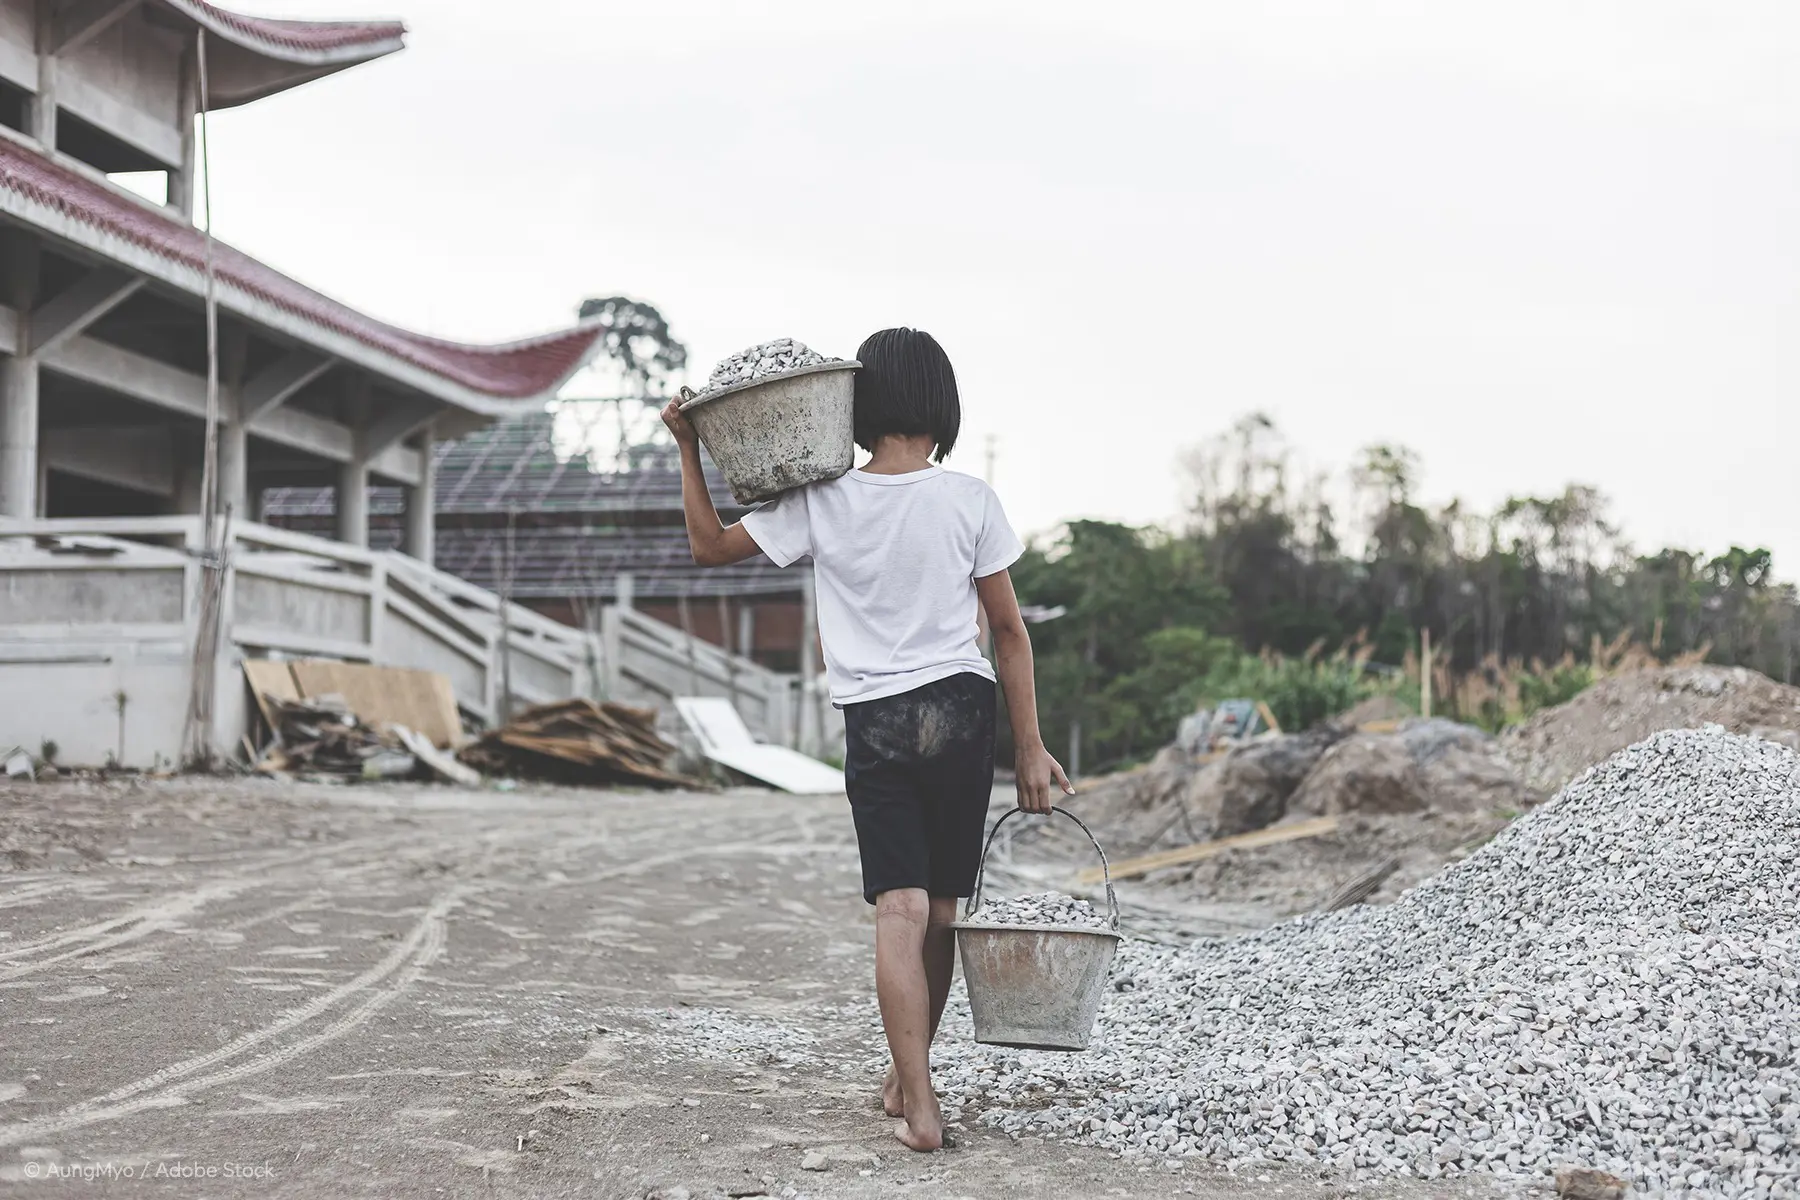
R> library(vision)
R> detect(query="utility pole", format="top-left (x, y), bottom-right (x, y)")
top-left (984, 434), bottom-right (997, 486)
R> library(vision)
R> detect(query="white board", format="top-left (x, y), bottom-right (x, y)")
top-left (676, 697), bottom-right (845, 794)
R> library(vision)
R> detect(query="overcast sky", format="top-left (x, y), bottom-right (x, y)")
top-left (212, 1), bottom-right (1799, 562)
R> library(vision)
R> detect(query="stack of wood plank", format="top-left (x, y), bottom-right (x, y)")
top-left (458, 699), bottom-right (694, 788)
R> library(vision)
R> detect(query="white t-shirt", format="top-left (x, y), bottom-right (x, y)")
top-left (740, 466), bottom-right (1025, 707)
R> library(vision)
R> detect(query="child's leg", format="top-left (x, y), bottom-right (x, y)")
top-left (923, 895), bottom-right (958, 1035)
top-left (885, 894), bottom-right (957, 1116)
top-left (874, 887), bottom-right (943, 1151)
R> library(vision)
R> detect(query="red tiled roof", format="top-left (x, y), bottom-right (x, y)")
top-left (162, 1), bottom-right (406, 59)
top-left (0, 137), bottom-right (603, 403)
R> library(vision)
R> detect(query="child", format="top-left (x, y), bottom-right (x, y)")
top-left (661, 327), bottom-right (1070, 1153)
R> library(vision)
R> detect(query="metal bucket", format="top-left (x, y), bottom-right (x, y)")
top-left (678, 361), bottom-right (860, 505)
top-left (951, 806), bottom-right (1122, 1051)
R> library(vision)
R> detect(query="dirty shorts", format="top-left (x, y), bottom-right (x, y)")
top-left (841, 672), bottom-right (997, 905)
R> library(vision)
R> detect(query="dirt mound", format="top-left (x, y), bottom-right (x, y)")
top-left (1501, 664), bottom-right (1800, 795)
top-left (1065, 718), bottom-right (1531, 917)
top-left (1290, 718), bottom-right (1527, 818)
top-left (1329, 692), bottom-right (1413, 729)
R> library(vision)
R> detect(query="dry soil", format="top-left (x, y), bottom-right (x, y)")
top-left (0, 776), bottom-right (1538, 1200)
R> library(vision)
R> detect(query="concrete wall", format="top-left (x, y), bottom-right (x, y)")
top-left (60, 18), bottom-right (187, 167)
top-left (0, 5), bottom-right (185, 167)
top-left (0, 519), bottom-right (815, 768)
top-left (0, 1), bottom-right (35, 94)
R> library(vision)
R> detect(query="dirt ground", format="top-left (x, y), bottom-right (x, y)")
top-left (0, 776), bottom-right (1539, 1200)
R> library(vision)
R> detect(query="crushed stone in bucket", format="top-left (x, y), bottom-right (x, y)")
top-left (700, 337), bottom-right (843, 396)
top-left (953, 807), bottom-right (1122, 1052)
top-left (976, 892), bottom-right (1110, 930)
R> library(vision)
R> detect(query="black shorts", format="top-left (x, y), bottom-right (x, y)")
top-left (842, 672), bottom-right (998, 905)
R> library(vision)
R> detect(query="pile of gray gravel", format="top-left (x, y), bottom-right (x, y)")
top-left (702, 338), bottom-right (841, 395)
top-left (969, 892), bottom-right (1111, 929)
top-left (936, 728), bottom-right (1800, 1196)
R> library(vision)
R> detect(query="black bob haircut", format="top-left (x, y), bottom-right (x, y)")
top-left (852, 328), bottom-right (961, 462)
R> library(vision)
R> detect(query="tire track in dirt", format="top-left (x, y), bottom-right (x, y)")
top-left (0, 840), bottom-right (378, 963)
top-left (0, 829), bottom-right (479, 975)
top-left (0, 886), bottom-right (458, 1146)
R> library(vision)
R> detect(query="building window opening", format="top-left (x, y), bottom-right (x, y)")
top-left (56, 110), bottom-right (171, 204)
top-left (0, 79), bottom-right (26, 134)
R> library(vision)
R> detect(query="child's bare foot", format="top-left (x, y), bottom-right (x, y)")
top-left (881, 1065), bottom-right (905, 1117)
top-left (894, 1093), bottom-right (943, 1152)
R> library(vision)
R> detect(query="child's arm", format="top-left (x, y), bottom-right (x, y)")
top-left (661, 398), bottom-right (760, 567)
top-left (976, 568), bottom-right (1074, 814)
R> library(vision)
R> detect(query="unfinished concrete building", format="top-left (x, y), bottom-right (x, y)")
top-left (260, 407), bottom-right (812, 672)
top-left (0, 3), bottom-right (809, 766)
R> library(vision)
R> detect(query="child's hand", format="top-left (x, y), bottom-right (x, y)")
top-left (661, 396), bottom-right (699, 447)
top-left (1015, 746), bottom-right (1074, 814)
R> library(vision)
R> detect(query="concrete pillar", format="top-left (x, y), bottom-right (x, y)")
top-left (336, 457), bottom-right (368, 547)
top-left (737, 605), bottom-right (755, 664)
top-left (0, 357), bottom-right (39, 518)
top-left (170, 43), bottom-right (199, 219)
top-left (31, 1), bottom-right (57, 149)
top-left (173, 459), bottom-right (203, 514)
top-left (402, 426), bottom-right (435, 564)
top-left (215, 328), bottom-right (249, 521)
top-left (217, 421), bottom-right (247, 521)
top-left (1, 238), bottom-right (42, 518)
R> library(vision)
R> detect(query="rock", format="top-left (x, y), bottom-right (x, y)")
top-left (798, 1146), bottom-right (876, 1172)
top-left (1196, 728), bottom-right (1345, 834)
top-left (1288, 732), bottom-right (1425, 816)
top-left (1554, 1166), bottom-right (1628, 1200)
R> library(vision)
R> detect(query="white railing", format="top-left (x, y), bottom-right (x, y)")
top-left (0, 516), bottom-right (806, 766)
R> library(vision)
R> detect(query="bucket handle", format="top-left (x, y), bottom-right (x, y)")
top-left (964, 805), bottom-right (1119, 931)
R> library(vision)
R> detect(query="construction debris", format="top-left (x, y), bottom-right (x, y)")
top-left (938, 728), bottom-right (1800, 1194)
top-left (675, 697), bottom-right (846, 794)
top-left (395, 725), bottom-right (482, 787)
top-left (458, 699), bottom-right (693, 788)
top-left (245, 659), bottom-right (462, 750)
top-left (256, 694), bottom-right (413, 779)
top-left (1077, 816), bottom-right (1340, 885)
top-left (4, 747), bottom-right (34, 780)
